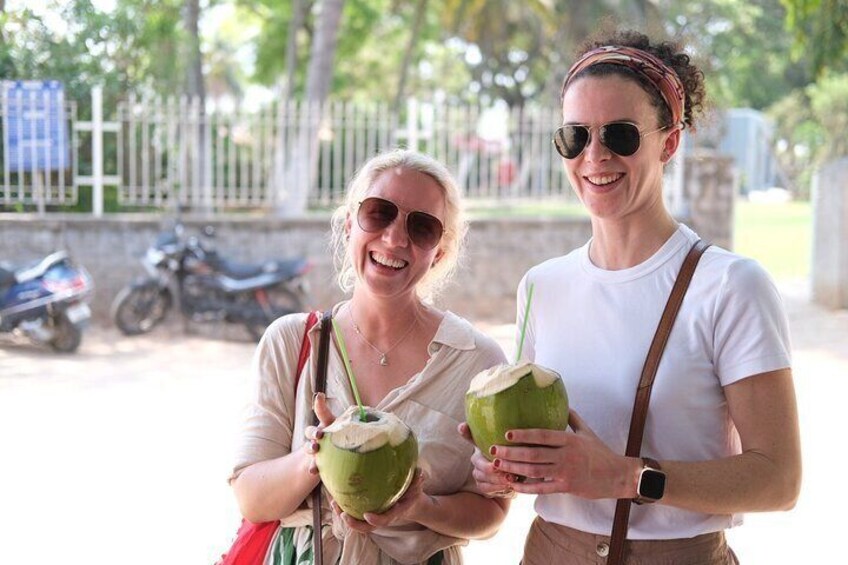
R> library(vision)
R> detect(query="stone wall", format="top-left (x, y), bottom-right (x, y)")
top-left (0, 157), bottom-right (735, 325)
top-left (0, 213), bottom-right (593, 324)
top-left (680, 150), bottom-right (735, 251)
top-left (812, 158), bottom-right (848, 309)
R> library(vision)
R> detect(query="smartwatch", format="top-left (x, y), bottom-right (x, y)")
top-left (633, 457), bottom-right (666, 505)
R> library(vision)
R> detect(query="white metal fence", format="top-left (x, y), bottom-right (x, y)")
top-left (10, 87), bottom-right (719, 214)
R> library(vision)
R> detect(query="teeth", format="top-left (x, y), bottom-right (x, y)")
top-left (371, 252), bottom-right (406, 269)
top-left (587, 173), bottom-right (623, 185)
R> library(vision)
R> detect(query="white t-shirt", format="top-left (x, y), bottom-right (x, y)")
top-left (517, 224), bottom-right (791, 540)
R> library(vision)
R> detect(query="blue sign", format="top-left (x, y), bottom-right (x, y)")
top-left (2, 80), bottom-right (69, 171)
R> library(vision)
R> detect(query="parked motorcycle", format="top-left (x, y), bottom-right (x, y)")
top-left (0, 251), bottom-right (94, 352)
top-left (111, 222), bottom-right (312, 341)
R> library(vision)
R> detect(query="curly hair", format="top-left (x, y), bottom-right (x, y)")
top-left (569, 30), bottom-right (706, 130)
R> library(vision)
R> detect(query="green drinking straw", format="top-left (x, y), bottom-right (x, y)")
top-left (331, 318), bottom-right (368, 422)
top-left (515, 282), bottom-right (535, 363)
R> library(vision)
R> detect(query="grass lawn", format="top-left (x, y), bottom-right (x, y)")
top-left (463, 198), bottom-right (812, 282)
top-left (733, 199), bottom-right (811, 281)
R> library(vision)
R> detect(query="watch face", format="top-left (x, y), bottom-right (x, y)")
top-left (639, 469), bottom-right (666, 500)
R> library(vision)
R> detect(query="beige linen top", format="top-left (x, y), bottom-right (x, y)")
top-left (231, 302), bottom-right (506, 565)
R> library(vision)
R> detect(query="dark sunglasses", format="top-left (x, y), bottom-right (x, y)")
top-left (356, 196), bottom-right (444, 250)
top-left (552, 121), bottom-right (668, 159)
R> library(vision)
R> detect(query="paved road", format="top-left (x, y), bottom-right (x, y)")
top-left (0, 282), bottom-right (843, 564)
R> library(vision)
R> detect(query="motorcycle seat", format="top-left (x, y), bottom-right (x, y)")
top-left (217, 257), bottom-right (309, 280)
top-left (216, 260), bottom-right (267, 280)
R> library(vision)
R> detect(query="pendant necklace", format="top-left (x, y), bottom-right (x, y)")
top-left (348, 303), bottom-right (419, 367)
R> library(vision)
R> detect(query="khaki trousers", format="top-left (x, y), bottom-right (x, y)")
top-left (522, 517), bottom-right (740, 565)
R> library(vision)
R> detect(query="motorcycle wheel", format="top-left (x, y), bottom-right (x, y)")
top-left (49, 313), bottom-right (82, 353)
top-left (112, 285), bottom-right (171, 336)
top-left (244, 287), bottom-right (305, 342)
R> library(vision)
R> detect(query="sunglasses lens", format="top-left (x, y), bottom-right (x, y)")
top-left (407, 211), bottom-right (444, 250)
top-left (358, 197), bottom-right (398, 232)
top-left (601, 123), bottom-right (641, 156)
top-left (357, 197), bottom-right (444, 249)
top-left (553, 126), bottom-right (589, 159)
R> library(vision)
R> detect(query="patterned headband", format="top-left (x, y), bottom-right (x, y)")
top-left (562, 46), bottom-right (686, 128)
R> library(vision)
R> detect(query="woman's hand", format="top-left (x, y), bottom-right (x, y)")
top-left (457, 422), bottom-right (519, 498)
top-left (480, 409), bottom-right (639, 499)
top-left (332, 469), bottom-right (427, 533)
top-left (303, 392), bottom-right (337, 475)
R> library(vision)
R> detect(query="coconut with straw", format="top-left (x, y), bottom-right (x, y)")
top-left (314, 319), bottom-right (419, 520)
top-left (465, 283), bottom-right (570, 461)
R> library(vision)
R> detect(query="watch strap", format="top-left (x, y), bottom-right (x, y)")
top-left (641, 457), bottom-right (662, 471)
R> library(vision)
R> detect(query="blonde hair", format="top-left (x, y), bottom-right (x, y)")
top-left (329, 149), bottom-right (467, 301)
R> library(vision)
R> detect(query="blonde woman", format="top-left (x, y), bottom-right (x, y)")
top-left (230, 149), bottom-right (509, 564)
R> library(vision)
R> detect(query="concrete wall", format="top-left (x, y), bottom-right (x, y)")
top-left (0, 213), bottom-right (593, 325)
top-left (812, 158), bottom-right (848, 309)
top-left (0, 156), bottom-right (735, 325)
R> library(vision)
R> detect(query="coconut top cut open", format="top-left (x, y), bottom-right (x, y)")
top-left (467, 361), bottom-right (561, 398)
top-left (323, 406), bottom-right (412, 453)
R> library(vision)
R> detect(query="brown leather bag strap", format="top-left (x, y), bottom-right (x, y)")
top-left (607, 239), bottom-right (710, 565)
top-left (311, 310), bottom-right (333, 565)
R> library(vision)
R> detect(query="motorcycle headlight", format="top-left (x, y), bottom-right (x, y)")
top-left (145, 248), bottom-right (167, 267)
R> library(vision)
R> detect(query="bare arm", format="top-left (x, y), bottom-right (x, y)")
top-left (491, 369), bottom-right (801, 514)
top-left (231, 449), bottom-right (320, 523)
top-left (232, 394), bottom-right (336, 523)
top-left (338, 469), bottom-right (510, 539)
top-left (405, 490), bottom-right (510, 539)
top-left (661, 368), bottom-right (801, 513)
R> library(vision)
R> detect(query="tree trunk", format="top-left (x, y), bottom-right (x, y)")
top-left (183, 0), bottom-right (205, 101)
top-left (304, 0), bottom-right (345, 103)
top-left (276, 0), bottom-right (346, 216)
top-left (183, 0), bottom-right (210, 211)
top-left (281, 0), bottom-right (307, 102)
top-left (392, 0), bottom-right (429, 115)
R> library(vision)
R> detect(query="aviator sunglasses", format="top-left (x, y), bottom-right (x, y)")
top-left (552, 121), bottom-right (668, 160)
top-left (356, 196), bottom-right (444, 250)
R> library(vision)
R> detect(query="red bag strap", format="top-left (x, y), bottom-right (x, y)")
top-left (294, 311), bottom-right (320, 392)
top-left (217, 311), bottom-right (323, 565)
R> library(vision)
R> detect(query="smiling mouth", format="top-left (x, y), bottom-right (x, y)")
top-left (585, 173), bottom-right (624, 186)
top-left (370, 251), bottom-right (407, 270)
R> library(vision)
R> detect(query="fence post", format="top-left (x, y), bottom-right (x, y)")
top-left (92, 85), bottom-right (104, 217)
top-left (812, 157), bottom-right (848, 309)
top-left (406, 98), bottom-right (419, 151)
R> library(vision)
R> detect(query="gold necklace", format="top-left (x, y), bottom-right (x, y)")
top-left (348, 303), bottom-right (419, 367)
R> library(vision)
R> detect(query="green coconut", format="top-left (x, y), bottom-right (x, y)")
top-left (465, 362), bottom-right (569, 460)
top-left (316, 406), bottom-right (418, 520)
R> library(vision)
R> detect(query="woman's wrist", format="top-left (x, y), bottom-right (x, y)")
top-left (407, 491), bottom-right (437, 524)
top-left (621, 456), bottom-right (644, 499)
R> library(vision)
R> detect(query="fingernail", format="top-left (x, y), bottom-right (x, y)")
top-left (489, 446), bottom-right (498, 456)
top-left (505, 431), bottom-right (514, 441)
top-left (493, 458), bottom-right (501, 468)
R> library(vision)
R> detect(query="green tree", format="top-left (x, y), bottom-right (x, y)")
top-left (663, 0), bottom-right (812, 110)
top-left (782, 0), bottom-right (848, 76)
top-left (808, 73), bottom-right (848, 159)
